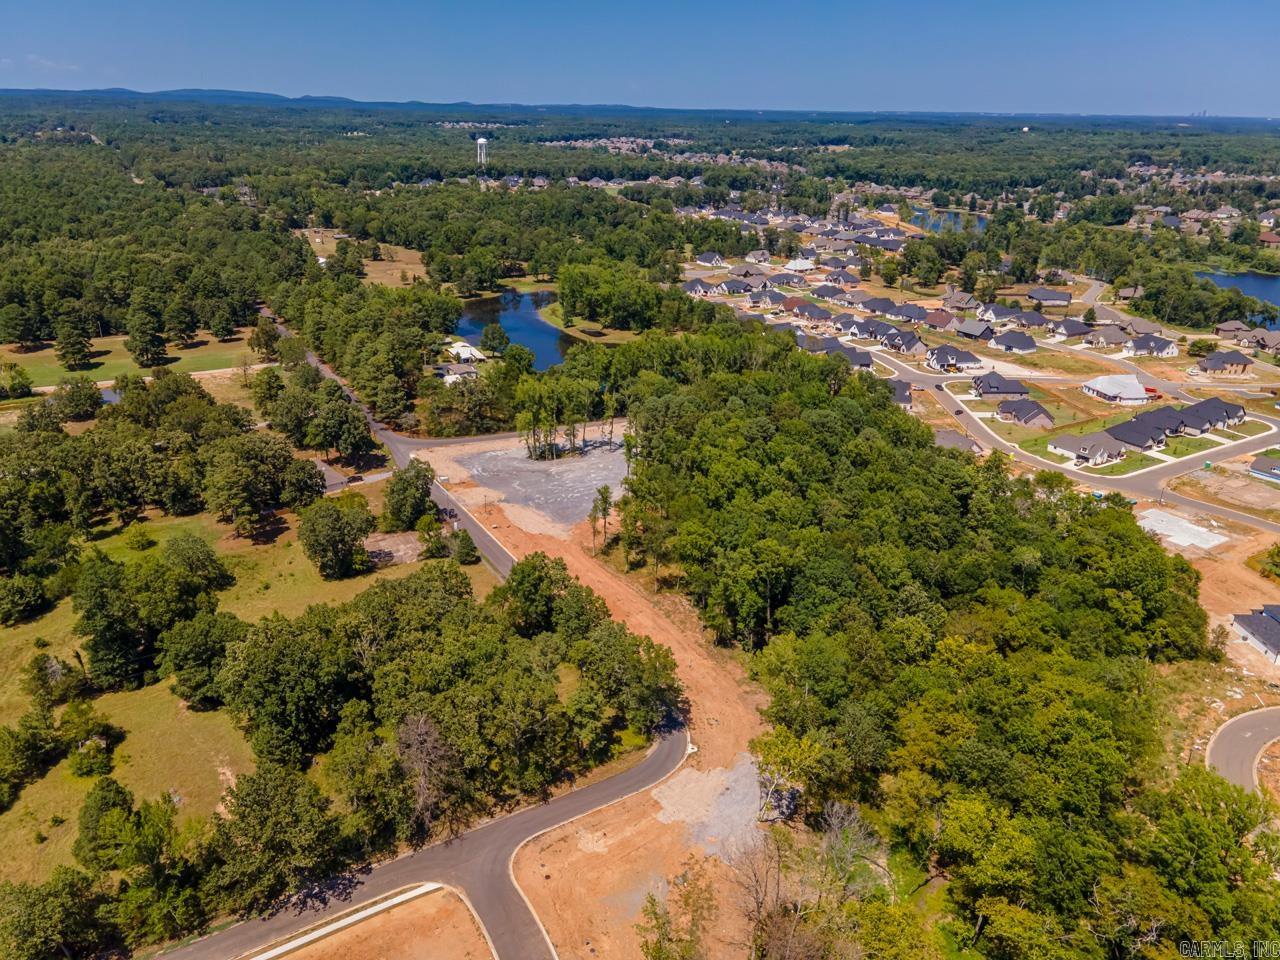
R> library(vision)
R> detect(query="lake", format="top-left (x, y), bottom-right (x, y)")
top-left (455, 289), bottom-right (572, 371)
top-left (911, 208), bottom-right (987, 233)
top-left (1196, 270), bottom-right (1280, 327)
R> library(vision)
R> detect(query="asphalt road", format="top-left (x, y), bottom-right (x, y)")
top-left (1206, 707), bottom-right (1280, 792)
top-left (162, 727), bottom-right (690, 960)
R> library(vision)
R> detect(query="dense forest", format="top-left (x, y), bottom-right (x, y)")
top-left (505, 324), bottom-right (1278, 955)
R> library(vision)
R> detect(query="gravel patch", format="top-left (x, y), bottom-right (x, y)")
top-left (651, 753), bottom-right (760, 858)
top-left (454, 440), bottom-right (629, 526)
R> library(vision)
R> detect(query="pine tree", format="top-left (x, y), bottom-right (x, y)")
top-left (54, 315), bottom-right (93, 370)
top-left (124, 310), bottom-right (168, 368)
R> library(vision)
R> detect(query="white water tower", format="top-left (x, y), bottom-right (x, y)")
top-left (476, 136), bottom-right (488, 167)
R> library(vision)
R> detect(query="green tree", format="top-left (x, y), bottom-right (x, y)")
top-left (298, 493), bottom-right (375, 579)
top-left (210, 764), bottom-right (342, 914)
top-left (53, 315), bottom-right (93, 370)
top-left (381, 460), bottom-right (437, 532)
top-left (479, 322), bottom-right (510, 356)
top-left (159, 611), bottom-right (247, 709)
top-left (0, 867), bottom-right (107, 960)
top-left (247, 317), bottom-right (280, 361)
top-left (450, 528), bottom-right (480, 565)
top-left (124, 309), bottom-right (168, 368)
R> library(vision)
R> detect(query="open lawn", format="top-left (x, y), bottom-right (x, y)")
top-left (1, 510), bottom-right (500, 728)
top-left (1082, 452), bottom-right (1161, 475)
top-left (296, 228), bottom-right (426, 287)
top-left (1017, 409), bottom-right (1138, 464)
top-left (0, 683), bottom-right (255, 884)
top-left (539, 302), bottom-right (637, 345)
top-left (923, 330), bottom-right (1117, 377)
top-left (1164, 435), bottom-right (1222, 459)
top-left (2, 333), bottom-right (257, 389)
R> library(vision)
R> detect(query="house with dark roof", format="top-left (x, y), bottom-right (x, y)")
top-left (881, 328), bottom-right (925, 355)
top-left (1197, 350), bottom-right (1254, 375)
top-left (1105, 416), bottom-right (1168, 452)
top-left (810, 284), bottom-right (845, 301)
top-left (990, 330), bottom-right (1037, 354)
top-left (998, 398), bottom-right (1054, 429)
top-left (885, 303), bottom-right (926, 324)
top-left (1250, 455), bottom-right (1280, 484)
top-left (844, 317), bottom-right (893, 340)
top-left (887, 378), bottom-right (914, 409)
top-left (1049, 317), bottom-right (1092, 339)
top-left (1047, 431), bottom-right (1126, 466)
top-left (720, 278), bottom-right (751, 296)
top-left (926, 344), bottom-right (982, 372)
top-left (746, 249), bottom-right (771, 263)
top-left (1234, 605), bottom-right (1280, 663)
top-left (794, 302), bottom-right (833, 322)
top-left (1083, 325), bottom-right (1129, 349)
top-left (695, 251), bottom-right (725, 267)
top-left (681, 278), bottom-right (715, 297)
top-left (977, 304), bottom-right (1018, 325)
top-left (769, 272), bottom-right (807, 288)
top-left (832, 343), bottom-right (874, 369)
top-left (1119, 316), bottom-right (1163, 337)
top-left (972, 372), bottom-right (1029, 400)
top-left (957, 318), bottom-right (994, 340)
top-left (752, 289), bottom-right (788, 311)
top-left (1123, 334), bottom-right (1177, 358)
top-left (860, 297), bottom-right (898, 316)
top-left (729, 262), bottom-right (768, 277)
top-left (1027, 286), bottom-right (1072, 308)
top-left (1013, 310), bottom-right (1049, 329)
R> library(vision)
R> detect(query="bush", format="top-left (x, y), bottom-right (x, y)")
top-left (68, 738), bottom-right (114, 777)
top-left (450, 529), bottom-right (480, 565)
top-left (121, 524), bottom-right (156, 552)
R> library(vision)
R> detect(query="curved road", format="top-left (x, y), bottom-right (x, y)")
top-left (1206, 707), bottom-right (1280, 792)
top-left (163, 727), bottom-right (690, 960)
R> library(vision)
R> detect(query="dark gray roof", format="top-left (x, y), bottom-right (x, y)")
top-left (1236, 610), bottom-right (1280, 656)
top-left (887, 378), bottom-right (913, 405)
top-left (1028, 286), bottom-right (1071, 303)
top-left (998, 398), bottom-right (1053, 425)
top-left (1199, 349), bottom-right (1253, 370)
top-left (992, 330), bottom-right (1036, 351)
top-left (973, 372), bottom-right (1028, 396)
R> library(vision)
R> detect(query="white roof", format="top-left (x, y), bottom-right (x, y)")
top-left (785, 258), bottom-right (816, 272)
top-left (1082, 374), bottom-right (1146, 401)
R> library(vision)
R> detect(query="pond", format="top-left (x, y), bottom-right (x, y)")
top-left (911, 208), bottom-right (987, 233)
top-left (1196, 270), bottom-right (1280, 327)
top-left (455, 289), bottom-right (572, 371)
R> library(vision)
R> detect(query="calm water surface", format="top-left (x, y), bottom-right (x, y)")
top-left (456, 289), bottom-right (572, 371)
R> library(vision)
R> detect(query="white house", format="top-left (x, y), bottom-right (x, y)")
top-left (446, 341), bottom-right (488, 363)
top-left (1081, 374), bottom-right (1149, 405)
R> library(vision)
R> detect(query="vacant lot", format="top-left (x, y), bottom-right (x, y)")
top-left (298, 228), bottom-right (426, 286)
top-left (1171, 464), bottom-right (1280, 524)
top-left (2, 333), bottom-right (256, 388)
top-left (0, 683), bottom-right (255, 884)
top-left (286, 889), bottom-right (492, 960)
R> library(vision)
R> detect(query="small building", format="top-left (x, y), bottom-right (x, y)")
top-left (998, 398), bottom-right (1054, 430)
top-left (972, 371), bottom-right (1029, 400)
top-left (956, 318), bottom-right (994, 341)
top-left (1047, 431), bottom-right (1126, 466)
top-left (933, 428), bottom-right (981, 453)
top-left (886, 378), bottom-right (914, 410)
top-left (1214, 320), bottom-right (1252, 339)
top-left (990, 330), bottom-right (1037, 354)
top-left (785, 257), bottom-right (817, 273)
top-left (1082, 374), bottom-right (1150, 405)
top-left (1234, 606), bottom-right (1280, 663)
top-left (943, 289), bottom-right (980, 312)
top-left (1049, 317), bottom-right (1091, 339)
top-left (921, 310), bottom-right (961, 333)
top-left (681, 278), bottom-right (715, 297)
top-left (434, 362), bottom-right (480, 385)
top-left (1114, 286), bottom-right (1145, 302)
top-left (1259, 231), bottom-right (1280, 250)
top-left (926, 344), bottom-right (982, 372)
top-left (695, 251), bottom-right (725, 267)
top-left (746, 249), bottom-right (772, 263)
top-left (446, 341), bottom-right (487, 363)
top-left (1197, 350), bottom-right (1254, 376)
top-left (1083, 325), bottom-right (1129, 349)
top-left (1027, 286), bottom-right (1072, 308)
top-left (1123, 334), bottom-right (1178, 358)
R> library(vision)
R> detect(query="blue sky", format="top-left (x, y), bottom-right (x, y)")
top-left (2, 0), bottom-right (1277, 117)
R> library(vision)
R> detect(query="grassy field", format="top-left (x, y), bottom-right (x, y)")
top-left (1, 509), bottom-right (500, 727)
top-left (922, 330), bottom-right (1117, 377)
top-left (1082, 452), bottom-right (1161, 475)
top-left (296, 228), bottom-right (426, 287)
top-left (0, 683), bottom-right (255, 884)
top-left (2, 333), bottom-right (257, 389)
top-left (539, 301), bottom-right (637, 345)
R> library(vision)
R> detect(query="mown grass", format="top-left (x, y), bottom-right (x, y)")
top-left (2, 333), bottom-right (257, 389)
top-left (539, 301), bottom-right (637, 345)
top-left (0, 684), bottom-right (256, 884)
